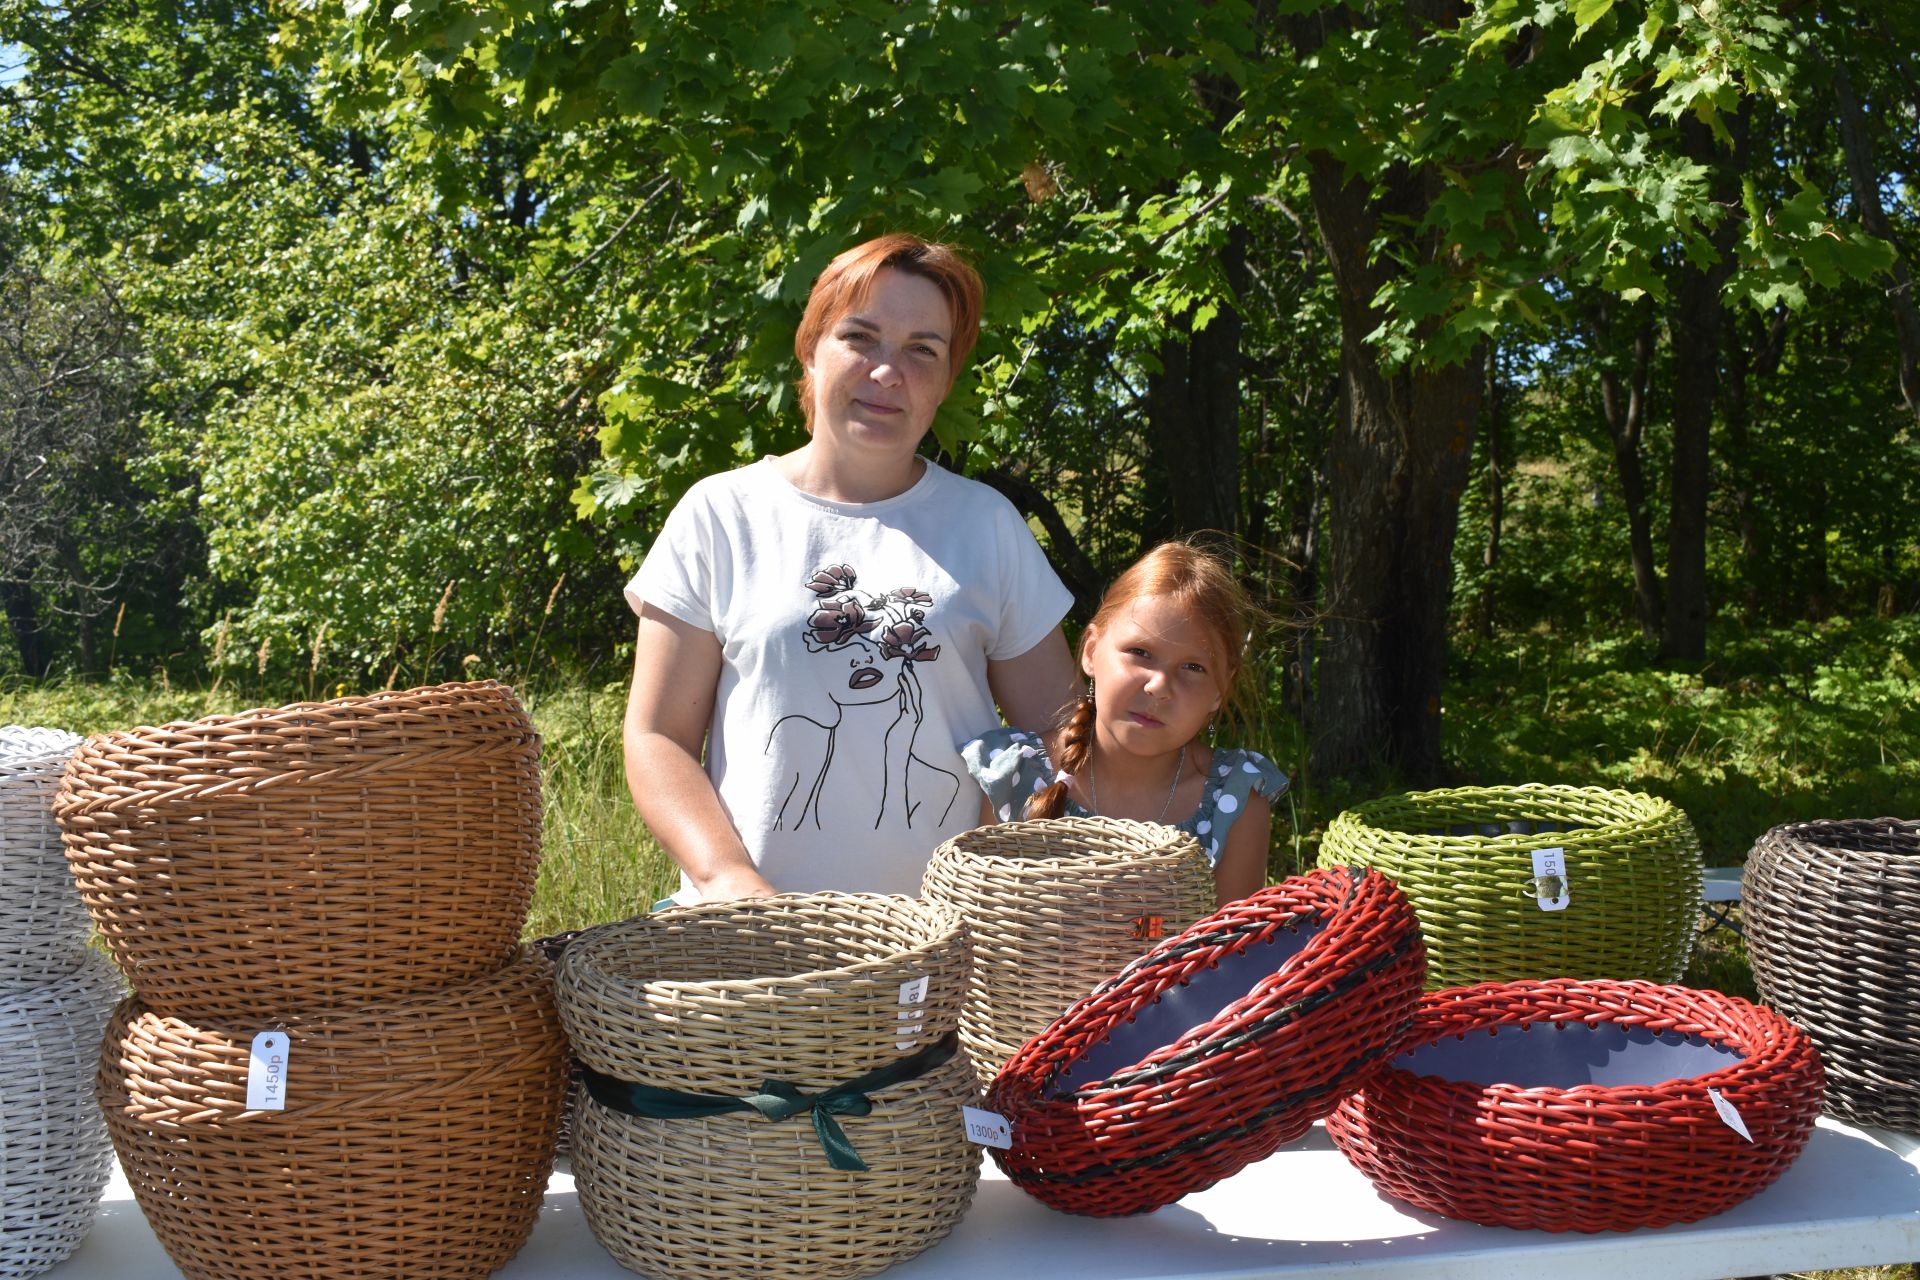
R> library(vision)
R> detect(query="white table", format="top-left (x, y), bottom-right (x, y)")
top-left (51, 1117), bottom-right (1920, 1279)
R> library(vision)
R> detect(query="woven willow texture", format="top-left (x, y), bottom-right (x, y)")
top-left (1745, 817), bottom-right (1920, 1132)
top-left (56, 680), bottom-right (542, 1019)
top-left (1319, 784), bottom-right (1702, 989)
top-left (0, 726), bottom-right (91, 980)
top-left (555, 894), bottom-right (980, 1280)
top-left (989, 867), bottom-right (1426, 1217)
top-left (0, 949), bottom-right (124, 1279)
top-left (1328, 979), bottom-right (1824, 1232)
top-left (99, 946), bottom-right (566, 1280)
top-left (920, 817), bottom-right (1215, 1082)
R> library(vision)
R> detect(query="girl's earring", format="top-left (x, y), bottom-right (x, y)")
top-left (1084, 677), bottom-right (1095, 703)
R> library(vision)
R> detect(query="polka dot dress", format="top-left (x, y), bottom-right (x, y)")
top-left (960, 728), bottom-right (1288, 865)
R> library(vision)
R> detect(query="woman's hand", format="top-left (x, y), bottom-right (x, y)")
top-left (624, 606), bottom-right (770, 898)
top-left (694, 865), bottom-right (778, 903)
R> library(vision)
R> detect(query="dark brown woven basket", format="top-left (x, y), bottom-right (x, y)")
top-left (56, 680), bottom-right (542, 1020)
top-left (98, 946), bottom-right (566, 1280)
top-left (1744, 816), bottom-right (1920, 1132)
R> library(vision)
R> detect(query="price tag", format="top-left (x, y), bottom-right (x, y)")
top-left (896, 976), bottom-right (929, 1049)
top-left (962, 1106), bottom-right (1012, 1149)
top-left (1708, 1088), bottom-right (1754, 1143)
top-left (1531, 847), bottom-right (1570, 911)
top-left (246, 1031), bottom-right (290, 1112)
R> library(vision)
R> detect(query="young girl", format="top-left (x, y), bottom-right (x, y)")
top-left (961, 541), bottom-right (1286, 907)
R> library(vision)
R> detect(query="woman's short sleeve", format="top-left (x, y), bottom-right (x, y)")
top-left (959, 727), bottom-right (1054, 822)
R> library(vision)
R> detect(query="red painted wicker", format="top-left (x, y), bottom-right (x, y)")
top-left (985, 866), bottom-right (1425, 1217)
top-left (1327, 979), bottom-right (1824, 1233)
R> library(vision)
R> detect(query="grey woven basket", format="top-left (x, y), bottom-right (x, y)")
top-left (0, 727), bottom-right (91, 980)
top-left (1745, 817), bottom-right (1920, 1133)
top-left (0, 947), bottom-right (125, 1279)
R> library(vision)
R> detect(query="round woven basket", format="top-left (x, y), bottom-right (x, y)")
top-left (1318, 784), bottom-right (1702, 989)
top-left (1, 949), bottom-right (124, 1280)
top-left (920, 817), bottom-right (1215, 1082)
top-left (986, 866), bottom-right (1425, 1217)
top-left (555, 893), bottom-right (980, 1280)
top-left (1745, 817), bottom-right (1920, 1132)
top-left (99, 945), bottom-right (566, 1280)
top-left (56, 680), bottom-right (542, 1019)
top-left (1327, 978), bottom-right (1823, 1232)
top-left (0, 726), bottom-right (91, 979)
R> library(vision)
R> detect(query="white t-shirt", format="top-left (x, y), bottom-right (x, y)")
top-left (627, 457), bottom-right (1073, 898)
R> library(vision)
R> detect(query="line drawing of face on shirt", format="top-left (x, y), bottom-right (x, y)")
top-left (768, 562), bottom-right (961, 831)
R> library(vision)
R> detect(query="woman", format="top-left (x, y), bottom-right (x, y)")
top-left (622, 234), bottom-right (1079, 902)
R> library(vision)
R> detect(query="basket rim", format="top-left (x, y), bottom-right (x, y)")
top-left (1380, 978), bottom-right (1801, 1101)
top-left (1756, 816), bottom-right (1920, 860)
top-left (558, 891), bottom-right (965, 1002)
top-left (928, 815), bottom-right (1202, 869)
top-left (1331, 783), bottom-right (1683, 836)
top-left (1004, 866), bottom-right (1420, 1098)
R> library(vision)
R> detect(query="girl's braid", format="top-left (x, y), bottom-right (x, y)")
top-left (1024, 694), bottom-right (1096, 820)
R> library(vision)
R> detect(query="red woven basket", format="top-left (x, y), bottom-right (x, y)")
top-left (1327, 979), bottom-right (1824, 1233)
top-left (985, 866), bottom-right (1425, 1217)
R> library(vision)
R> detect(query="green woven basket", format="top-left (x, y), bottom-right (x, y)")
top-left (1318, 784), bottom-right (1702, 990)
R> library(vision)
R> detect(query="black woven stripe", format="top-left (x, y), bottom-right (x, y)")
top-left (1016, 1035), bottom-right (1401, 1187)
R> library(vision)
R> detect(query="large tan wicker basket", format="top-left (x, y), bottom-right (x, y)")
top-left (920, 817), bottom-right (1215, 1081)
top-left (98, 946), bottom-right (566, 1280)
top-left (1319, 784), bottom-right (1702, 989)
top-left (0, 726), bottom-right (91, 980)
top-left (56, 680), bottom-right (542, 1019)
top-left (556, 894), bottom-right (980, 1280)
top-left (1, 949), bottom-right (124, 1280)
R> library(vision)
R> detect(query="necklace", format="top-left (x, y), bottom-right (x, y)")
top-left (1087, 745), bottom-right (1186, 824)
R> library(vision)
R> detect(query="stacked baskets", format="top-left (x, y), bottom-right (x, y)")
top-left (1745, 818), bottom-right (1920, 1132)
top-left (555, 893), bottom-right (981, 1280)
top-left (0, 727), bottom-right (123, 1279)
top-left (920, 817), bottom-right (1215, 1083)
top-left (56, 681), bottom-right (568, 1280)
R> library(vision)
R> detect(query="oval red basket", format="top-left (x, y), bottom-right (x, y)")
top-left (985, 866), bottom-right (1425, 1217)
top-left (1327, 979), bottom-right (1824, 1232)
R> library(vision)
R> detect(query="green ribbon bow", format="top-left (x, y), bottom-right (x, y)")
top-left (582, 1031), bottom-right (959, 1172)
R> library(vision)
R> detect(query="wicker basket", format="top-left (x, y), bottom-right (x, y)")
top-left (0, 726), bottom-right (91, 979)
top-left (56, 680), bottom-right (542, 1019)
top-left (555, 894), bottom-right (980, 1280)
top-left (1745, 817), bottom-right (1920, 1132)
top-left (1, 949), bottom-right (124, 1280)
top-left (99, 945), bottom-right (566, 1280)
top-left (986, 867), bottom-right (1425, 1216)
top-left (920, 817), bottom-right (1215, 1082)
top-left (1327, 978), bottom-right (1823, 1232)
top-left (1319, 784), bottom-right (1702, 989)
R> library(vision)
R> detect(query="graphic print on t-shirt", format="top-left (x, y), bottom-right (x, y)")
top-left (767, 562), bottom-right (961, 831)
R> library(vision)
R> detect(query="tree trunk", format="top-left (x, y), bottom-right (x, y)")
top-left (1144, 225), bottom-right (1247, 540)
top-left (1594, 299), bottom-right (1663, 641)
top-left (1831, 57), bottom-right (1920, 424)
top-left (1, 579), bottom-right (51, 679)
top-left (1660, 115), bottom-right (1743, 663)
top-left (1306, 155), bottom-right (1483, 782)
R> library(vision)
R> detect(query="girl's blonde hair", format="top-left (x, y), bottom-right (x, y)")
top-left (1026, 540), bottom-right (1261, 820)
